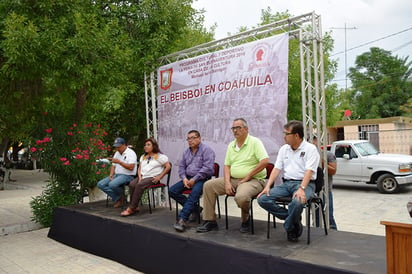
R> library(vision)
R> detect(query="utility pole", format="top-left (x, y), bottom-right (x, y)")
top-left (331, 23), bottom-right (357, 90)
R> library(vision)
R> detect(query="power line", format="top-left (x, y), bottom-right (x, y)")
top-left (391, 39), bottom-right (412, 52)
top-left (331, 26), bottom-right (412, 56)
top-left (330, 24), bottom-right (357, 90)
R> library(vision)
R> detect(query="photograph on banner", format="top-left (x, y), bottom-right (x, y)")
top-left (157, 33), bottom-right (289, 183)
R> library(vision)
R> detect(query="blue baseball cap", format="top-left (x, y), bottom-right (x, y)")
top-left (113, 137), bottom-right (126, 147)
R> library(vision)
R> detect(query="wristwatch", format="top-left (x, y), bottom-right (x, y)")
top-left (299, 185), bottom-right (306, 190)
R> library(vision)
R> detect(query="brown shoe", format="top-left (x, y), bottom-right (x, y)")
top-left (113, 196), bottom-right (124, 208)
top-left (120, 207), bottom-right (136, 217)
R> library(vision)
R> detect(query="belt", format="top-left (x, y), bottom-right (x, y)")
top-left (282, 178), bottom-right (298, 182)
top-left (282, 178), bottom-right (315, 183)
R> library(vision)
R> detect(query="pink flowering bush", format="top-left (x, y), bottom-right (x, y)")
top-left (30, 122), bottom-right (112, 192)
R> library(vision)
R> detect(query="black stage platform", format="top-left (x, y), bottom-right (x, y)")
top-left (48, 201), bottom-right (385, 274)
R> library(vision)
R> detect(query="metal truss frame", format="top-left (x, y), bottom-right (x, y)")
top-left (144, 11), bottom-right (329, 226)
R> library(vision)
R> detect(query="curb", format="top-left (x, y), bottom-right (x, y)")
top-left (0, 221), bottom-right (44, 237)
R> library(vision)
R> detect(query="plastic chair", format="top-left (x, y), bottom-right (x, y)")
top-left (225, 163), bottom-right (274, 234)
top-left (266, 166), bottom-right (328, 244)
top-left (174, 162), bottom-right (221, 223)
top-left (145, 163), bottom-right (172, 214)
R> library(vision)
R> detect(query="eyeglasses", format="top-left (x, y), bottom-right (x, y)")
top-left (186, 136), bottom-right (199, 141)
top-left (147, 156), bottom-right (152, 164)
top-left (231, 126), bottom-right (245, 131)
top-left (283, 132), bottom-right (294, 135)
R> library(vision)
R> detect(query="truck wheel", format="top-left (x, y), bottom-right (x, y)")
top-left (377, 174), bottom-right (399, 194)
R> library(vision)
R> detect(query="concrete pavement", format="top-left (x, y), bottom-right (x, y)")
top-left (0, 169), bottom-right (139, 273)
top-left (1, 169), bottom-right (412, 273)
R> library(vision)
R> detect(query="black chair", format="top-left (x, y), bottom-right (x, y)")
top-left (175, 162), bottom-right (221, 223)
top-left (225, 163), bottom-right (274, 234)
top-left (267, 166), bottom-right (328, 244)
top-left (145, 163), bottom-right (172, 214)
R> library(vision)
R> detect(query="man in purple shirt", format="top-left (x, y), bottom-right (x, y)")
top-left (169, 130), bottom-right (215, 232)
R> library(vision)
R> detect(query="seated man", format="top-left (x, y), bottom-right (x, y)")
top-left (169, 130), bottom-right (215, 232)
top-left (196, 118), bottom-right (269, 233)
top-left (97, 137), bottom-right (137, 207)
top-left (257, 120), bottom-right (320, 242)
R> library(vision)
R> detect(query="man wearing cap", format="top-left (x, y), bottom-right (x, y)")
top-left (97, 137), bottom-right (138, 207)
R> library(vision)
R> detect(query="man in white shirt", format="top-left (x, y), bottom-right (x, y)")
top-left (257, 121), bottom-right (320, 242)
top-left (97, 137), bottom-right (137, 207)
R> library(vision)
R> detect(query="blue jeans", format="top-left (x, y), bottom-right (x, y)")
top-left (169, 179), bottom-right (206, 222)
top-left (258, 180), bottom-right (315, 232)
top-left (315, 189), bottom-right (337, 229)
top-left (328, 190), bottom-right (337, 229)
top-left (97, 174), bottom-right (134, 202)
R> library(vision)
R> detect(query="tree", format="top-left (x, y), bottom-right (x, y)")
top-left (0, 0), bottom-right (214, 226)
top-left (348, 47), bottom-right (412, 119)
top-left (97, 0), bottom-right (215, 144)
top-left (0, 0), bottom-right (214, 154)
top-left (0, 1), bottom-right (134, 154)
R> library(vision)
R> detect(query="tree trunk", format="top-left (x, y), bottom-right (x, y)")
top-left (0, 137), bottom-right (10, 159)
top-left (75, 85), bottom-right (87, 122)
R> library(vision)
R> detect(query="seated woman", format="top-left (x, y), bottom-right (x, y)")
top-left (121, 137), bottom-right (171, 216)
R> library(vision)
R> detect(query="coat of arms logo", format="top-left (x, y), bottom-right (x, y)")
top-left (160, 68), bottom-right (173, 90)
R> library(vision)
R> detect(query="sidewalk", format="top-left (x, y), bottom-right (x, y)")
top-left (0, 169), bottom-right (47, 236)
top-left (0, 169), bottom-right (139, 273)
top-left (0, 169), bottom-right (411, 273)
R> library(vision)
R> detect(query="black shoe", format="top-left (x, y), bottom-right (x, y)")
top-left (196, 221), bottom-right (218, 233)
top-left (189, 206), bottom-right (203, 223)
top-left (239, 218), bottom-right (250, 233)
top-left (174, 219), bottom-right (187, 232)
top-left (295, 221), bottom-right (303, 238)
top-left (287, 230), bottom-right (298, 242)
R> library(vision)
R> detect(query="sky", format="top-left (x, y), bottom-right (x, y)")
top-left (192, 0), bottom-right (412, 89)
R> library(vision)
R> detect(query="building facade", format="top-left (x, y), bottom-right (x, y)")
top-left (327, 116), bottom-right (412, 155)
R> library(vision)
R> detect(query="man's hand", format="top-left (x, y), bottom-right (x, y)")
top-left (111, 158), bottom-right (121, 164)
top-left (225, 182), bottom-right (235, 195)
top-left (293, 187), bottom-right (307, 204)
top-left (257, 186), bottom-right (270, 198)
top-left (183, 178), bottom-right (194, 189)
top-left (239, 175), bottom-right (250, 185)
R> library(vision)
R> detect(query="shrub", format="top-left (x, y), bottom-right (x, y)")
top-left (30, 122), bottom-right (111, 191)
top-left (30, 179), bottom-right (82, 227)
top-left (30, 116), bottom-right (112, 226)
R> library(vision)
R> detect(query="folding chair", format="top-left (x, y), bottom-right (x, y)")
top-left (225, 163), bottom-right (274, 234)
top-left (267, 166), bottom-right (328, 244)
top-left (175, 162), bottom-right (221, 223)
top-left (145, 163), bottom-right (172, 214)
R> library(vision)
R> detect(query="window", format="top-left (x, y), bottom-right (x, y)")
top-left (358, 124), bottom-right (379, 140)
top-left (335, 145), bottom-right (348, 158)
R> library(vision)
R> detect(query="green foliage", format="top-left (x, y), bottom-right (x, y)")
top-left (400, 98), bottom-right (412, 117)
top-left (30, 179), bottom-right (82, 227)
top-left (348, 47), bottom-right (412, 119)
top-left (30, 113), bottom-right (111, 191)
top-left (0, 0), bottom-right (214, 148)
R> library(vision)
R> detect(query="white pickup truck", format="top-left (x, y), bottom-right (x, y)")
top-left (331, 140), bottom-right (412, 194)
